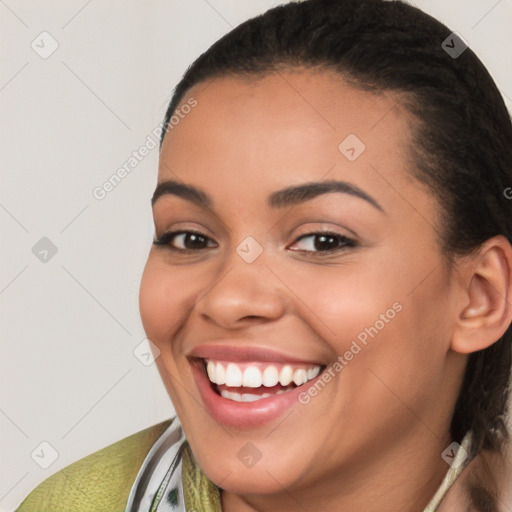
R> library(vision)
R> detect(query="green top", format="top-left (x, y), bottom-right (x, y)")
top-left (15, 420), bottom-right (172, 512)
top-left (15, 420), bottom-right (471, 512)
top-left (182, 442), bottom-right (222, 512)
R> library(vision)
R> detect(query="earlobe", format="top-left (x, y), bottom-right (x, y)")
top-left (451, 235), bottom-right (512, 354)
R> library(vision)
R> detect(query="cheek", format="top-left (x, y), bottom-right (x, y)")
top-left (139, 259), bottom-right (194, 405)
top-left (340, 270), bottom-right (454, 422)
top-left (277, 259), bottom-right (400, 349)
top-left (139, 258), bottom-right (186, 344)
top-left (286, 248), bottom-right (449, 398)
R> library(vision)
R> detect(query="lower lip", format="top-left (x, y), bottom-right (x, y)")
top-left (190, 359), bottom-right (322, 428)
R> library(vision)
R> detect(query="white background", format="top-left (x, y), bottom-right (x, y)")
top-left (1, 1), bottom-right (511, 510)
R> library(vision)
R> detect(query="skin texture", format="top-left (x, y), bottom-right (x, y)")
top-left (139, 70), bottom-right (512, 512)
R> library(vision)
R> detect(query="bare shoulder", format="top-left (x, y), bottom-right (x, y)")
top-left (15, 419), bottom-right (172, 512)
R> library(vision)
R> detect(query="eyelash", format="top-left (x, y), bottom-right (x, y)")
top-left (153, 229), bottom-right (357, 256)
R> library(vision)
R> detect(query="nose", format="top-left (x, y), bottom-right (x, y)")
top-left (196, 248), bottom-right (288, 329)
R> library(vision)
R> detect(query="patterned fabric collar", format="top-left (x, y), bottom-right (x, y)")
top-left (125, 417), bottom-right (473, 512)
top-left (424, 431), bottom-right (473, 511)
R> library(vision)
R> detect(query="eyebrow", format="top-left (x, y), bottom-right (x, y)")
top-left (151, 179), bottom-right (384, 212)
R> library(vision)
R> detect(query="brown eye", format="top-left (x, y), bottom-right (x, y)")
top-left (289, 232), bottom-right (356, 254)
top-left (153, 231), bottom-right (216, 251)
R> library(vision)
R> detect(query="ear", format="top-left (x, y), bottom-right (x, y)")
top-left (451, 235), bottom-right (512, 354)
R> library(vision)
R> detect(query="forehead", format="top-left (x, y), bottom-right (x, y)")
top-left (160, 69), bottom-right (412, 175)
top-left (157, 70), bottom-right (433, 223)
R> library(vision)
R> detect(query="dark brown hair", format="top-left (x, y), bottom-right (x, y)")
top-left (160, 0), bottom-right (512, 507)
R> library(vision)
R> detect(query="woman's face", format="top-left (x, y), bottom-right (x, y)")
top-left (140, 70), bottom-right (464, 497)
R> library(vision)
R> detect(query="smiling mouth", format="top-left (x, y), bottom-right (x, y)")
top-left (202, 359), bottom-right (326, 402)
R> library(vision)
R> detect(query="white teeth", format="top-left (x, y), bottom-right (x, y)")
top-left (262, 365), bottom-right (279, 387)
top-left (225, 363), bottom-right (242, 387)
top-left (220, 390), bottom-right (236, 400)
top-left (219, 388), bottom-right (296, 401)
top-left (215, 362), bottom-right (226, 385)
top-left (205, 360), bottom-right (323, 389)
top-left (242, 366), bottom-right (263, 388)
top-left (219, 390), bottom-right (268, 402)
top-left (307, 366), bottom-right (321, 380)
top-left (279, 365), bottom-right (293, 386)
top-left (207, 360), bottom-right (216, 381)
top-left (240, 393), bottom-right (261, 402)
top-left (293, 368), bottom-right (307, 386)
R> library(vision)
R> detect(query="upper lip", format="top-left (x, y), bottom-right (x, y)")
top-left (187, 344), bottom-right (325, 365)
